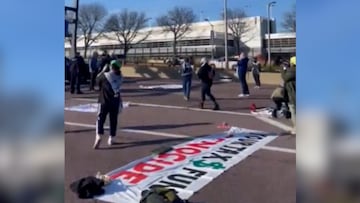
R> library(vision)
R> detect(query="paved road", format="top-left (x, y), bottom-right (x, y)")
top-left (64, 78), bottom-right (295, 203)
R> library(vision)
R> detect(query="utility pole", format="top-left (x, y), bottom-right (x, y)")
top-left (71, 0), bottom-right (79, 58)
top-left (205, 18), bottom-right (215, 59)
top-left (224, 0), bottom-right (228, 69)
top-left (267, 1), bottom-right (276, 66)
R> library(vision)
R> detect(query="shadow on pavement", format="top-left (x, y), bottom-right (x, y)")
top-left (65, 128), bottom-right (95, 134)
top-left (97, 137), bottom-right (191, 150)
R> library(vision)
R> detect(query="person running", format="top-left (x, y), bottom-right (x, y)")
top-left (251, 57), bottom-right (261, 88)
top-left (89, 51), bottom-right (99, 91)
top-left (181, 57), bottom-right (193, 101)
top-left (237, 53), bottom-right (250, 97)
top-left (197, 57), bottom-right (220, 110)
top-left (93, 60), bottom-right (123, 149)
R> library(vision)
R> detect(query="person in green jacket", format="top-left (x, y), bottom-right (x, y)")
top-left (282, 56), bottom-right (296, 134)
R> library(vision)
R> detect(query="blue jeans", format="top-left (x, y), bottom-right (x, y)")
top-left (238, 72), bottom-right (249, 94)
top-left (182, 75), bottom-right (192, 99)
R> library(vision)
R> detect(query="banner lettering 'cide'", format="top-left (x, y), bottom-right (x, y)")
top-left (96, 128), bottom-right (278, 203)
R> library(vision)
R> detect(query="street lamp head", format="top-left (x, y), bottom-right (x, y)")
top-left (204, 18), bottom-right (210, 22)
top-left (270, 1), bottom-right (276, 6)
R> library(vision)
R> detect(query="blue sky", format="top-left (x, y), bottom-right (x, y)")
top-left (65, 0), bottom-right (295, 32)
top-left (297, 0), bottom-right (360, 129)
top-left (0, 0), bottom-right (64, 109)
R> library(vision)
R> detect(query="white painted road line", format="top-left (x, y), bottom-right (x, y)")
top-left (254, 116), bottom-right (293, 132)
top-left (64, 121), bottom-right (295, 154)
top-left (64, 122), bottom-right (189, 138)
top-left (122, 129), bottom-right (189, 139)
top-left (71, 98), bottom-right (293, 132)
top-left (72, 98), bottom-right (255, 116)
top-left (261, 146), bottom-right (296, 154)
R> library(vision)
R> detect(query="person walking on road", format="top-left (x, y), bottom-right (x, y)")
top-left (93, 60), bottom-right (123, 149)
top-left (282, 56), bottom-right (296, 134)
top-left (197, 57), bottom-right (220, 110)
top-left (89, 51), bottom-right (99, 91)
top-left (251, 57), bottom-right (261, 88)
top-left (237, 53), bottom-right (250, 97)
top-left (181, 57), bottom-right (193, 101)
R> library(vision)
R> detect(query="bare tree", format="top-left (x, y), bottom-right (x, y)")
top-left (157, 7), bottom-right (196, 58)
top-left (282, 4), bottom-right (296, 32)
top-left (78, 3), bottom-right (107, 58)
top-left (222, 8), bottom-right (250, 55)
top-left (104, 9), bottom-right (151, 62)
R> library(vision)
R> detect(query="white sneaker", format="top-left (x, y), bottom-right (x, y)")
top-left (93, 134), bottom-right (101, 149)
top-left (108, 136), bottom-right (113, 146)
top-left (254, 86), bottom-right (260, 89)
top-left (291, 129), bottom-right (296, 135)
top-left (239, 94), bottom-right (250, 97)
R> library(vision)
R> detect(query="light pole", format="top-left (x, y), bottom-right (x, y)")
top-left (205, 18), bottom-right (215, 59)
top-left (224, 0), bottom-right (229, 69)
top-left (69, 0), bottom-right (79, 58)
top-left (267, 1), bottom-right (276, 66)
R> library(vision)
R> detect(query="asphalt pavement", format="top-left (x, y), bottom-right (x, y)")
top-left (64, 78), bottom-right (295, 203)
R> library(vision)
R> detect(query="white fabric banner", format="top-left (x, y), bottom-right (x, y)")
top-left (250, 107), bottom-right (274, 117)
top-left (139, 84), bottom-right (182, 90)
top-left (96, 127), bottom-right (278, 203)
top-left (65, 102), bottom-right (130, 113)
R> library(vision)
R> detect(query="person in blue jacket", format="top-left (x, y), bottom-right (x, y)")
top-left (237, 53), bottom-right (250, 97)
top-left (181, 57), bottom-right (193, 101)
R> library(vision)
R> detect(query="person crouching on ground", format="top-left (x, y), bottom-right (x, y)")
top-left (197, 57), bottom-right (220, 110)
top-left (251, 57), bottom-right (261, 88)
top-left (270, 84), bottom-right (291, 119)
top-left (181, 57), bottom-right (193, 101)
top-left (93, 60), bottom-right (123, 149)
top-left (237, 52), bottom-right (250, 97)
top-left (282, 56), bottom-right (296, 134)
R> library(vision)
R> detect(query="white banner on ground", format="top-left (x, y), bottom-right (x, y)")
top-left (65, 102), bottom-right (130, 113)
top-left (250, 107), bottom-right (274, 117)
top-left (139, 84), bottom-right (182, 90)
top-left (96, 127), bottom-right (277, 203)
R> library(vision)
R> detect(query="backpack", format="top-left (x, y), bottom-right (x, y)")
top-left (69, 176), bottom-right (105, 199)
top-left (208, 67), bottom-right (215, 79)
top-left (140, 186), bottom-right (188, 203)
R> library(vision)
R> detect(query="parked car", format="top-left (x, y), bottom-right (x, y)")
top-left (208, 57), bottom-right (239, 70)
top-left (164, 57), bottom-right (185, 66)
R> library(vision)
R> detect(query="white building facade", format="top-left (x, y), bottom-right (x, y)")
top-left (65, 16), bottom-right (293, 59)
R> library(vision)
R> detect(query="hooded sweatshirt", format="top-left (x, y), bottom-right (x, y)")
top-left (97, 71), bottom-right (122, 106)
top-left (197, 62), bottom-right (214, 85)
